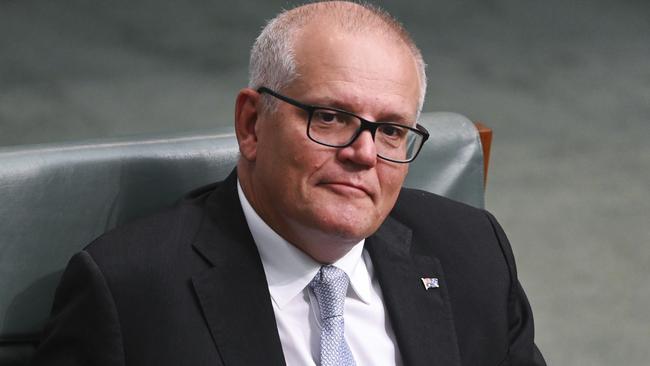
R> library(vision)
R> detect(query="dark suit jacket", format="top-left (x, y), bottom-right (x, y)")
top-left (31, 171), bottom-right (545, 366)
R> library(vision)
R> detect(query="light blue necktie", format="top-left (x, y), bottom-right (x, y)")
top-left (309, 265), bottom-right (356, 366)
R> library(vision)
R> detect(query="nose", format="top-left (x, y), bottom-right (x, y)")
top-left (336, 130), bottom-right (377, 167)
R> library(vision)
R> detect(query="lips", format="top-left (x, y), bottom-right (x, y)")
top-left (318, 180), bottom-right (373, 198)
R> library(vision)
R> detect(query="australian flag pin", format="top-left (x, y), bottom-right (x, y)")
top-left (421, 277), bottom-right (439, 290)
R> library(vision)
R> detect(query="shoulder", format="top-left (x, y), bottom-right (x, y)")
top-left (391, 187), bottom-right (516, 283)
top-left (388, 189), bottom-right (545, 364)
top-left (392, 187), bottom-right (494, 233)
top-left (83, 181), bottom-right (222, 273)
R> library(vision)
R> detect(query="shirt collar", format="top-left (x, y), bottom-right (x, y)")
top-left (237, 179), bottom-right (373, 308)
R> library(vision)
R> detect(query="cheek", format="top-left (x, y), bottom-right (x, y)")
top-left (256, 121), bottom-right (307, 172)
top-left (378, 165), bottom-right (408, 203)
top-left (265, 140), bottom-right (329, 201)
top-left (290, 143), bottom-right (332, 182)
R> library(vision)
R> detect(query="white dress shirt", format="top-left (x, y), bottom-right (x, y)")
top-left (237, 181), bottom-right (402, 366)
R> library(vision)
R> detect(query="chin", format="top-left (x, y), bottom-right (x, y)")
top-left (295, 188), bottom-right (388, 241)
top-left (312, 208), bottom-right (383, 242)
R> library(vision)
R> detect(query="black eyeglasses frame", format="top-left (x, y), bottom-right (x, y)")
top-left (257, 87), bottom-right (429, 163)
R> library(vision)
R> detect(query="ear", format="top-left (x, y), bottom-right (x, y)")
top-left (235, 88), bottom-right (261, 161)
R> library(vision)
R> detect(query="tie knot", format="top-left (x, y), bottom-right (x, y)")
top-left (309, 265), bottom-right (350, 319)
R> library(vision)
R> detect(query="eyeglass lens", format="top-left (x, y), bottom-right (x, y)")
top-left (308, 109), bottom-right (422, 162)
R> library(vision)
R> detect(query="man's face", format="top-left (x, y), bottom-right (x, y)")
top-left (244, 24), bottom-right (421, 259)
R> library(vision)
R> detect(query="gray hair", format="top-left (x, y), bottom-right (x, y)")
top-left (248, 1), bottom-right (427, 118)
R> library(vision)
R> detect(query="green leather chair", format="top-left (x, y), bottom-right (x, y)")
top-left (0, 112), bottom-right (486, 365)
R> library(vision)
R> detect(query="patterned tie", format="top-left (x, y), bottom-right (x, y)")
top-left (309, 265), bottom-right (356, 366)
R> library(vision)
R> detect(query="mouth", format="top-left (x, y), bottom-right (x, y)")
top-left (318, 181), bottom-right (372, 198)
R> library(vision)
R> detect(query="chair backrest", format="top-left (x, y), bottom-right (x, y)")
top-left (0, 112), bottom-right (485, 365)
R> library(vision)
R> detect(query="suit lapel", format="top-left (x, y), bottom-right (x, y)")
top-left (367, 216), bottom-right (461, 366)
top-left (191, 172), bottom-right (286, 366)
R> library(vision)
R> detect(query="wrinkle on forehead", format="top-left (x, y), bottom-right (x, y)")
top-left (288, 27), bottom-right (421, 123)
top-left (296, 82), bottom-right (418, 125)
top-left (288, 68), bottom-right (417, 112)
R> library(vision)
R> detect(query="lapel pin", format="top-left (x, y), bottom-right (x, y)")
top-left (421, 277), bottom-right (439, 290)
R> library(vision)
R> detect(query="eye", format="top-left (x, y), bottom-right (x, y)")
top-left (314, 110), bottom-right (338, 123)
top-left (378, 124), bottom-right (406, 139)
top-left (312, 110), bottom-right (358, 126)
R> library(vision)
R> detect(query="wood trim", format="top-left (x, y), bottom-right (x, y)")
top-left (474, 122), bottom-right (492, 187)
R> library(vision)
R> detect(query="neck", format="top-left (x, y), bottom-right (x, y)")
top-left (281, 223), bottom-right (361, 264)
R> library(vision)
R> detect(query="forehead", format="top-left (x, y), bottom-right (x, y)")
top-left (287, 22), bottom-right (421, 122)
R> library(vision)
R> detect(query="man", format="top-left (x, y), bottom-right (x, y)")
top-left (31, 1), bottom-right (545, 365)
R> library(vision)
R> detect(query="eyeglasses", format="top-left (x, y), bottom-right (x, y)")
top-left (257, 87), bottom-right (429, 163)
